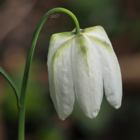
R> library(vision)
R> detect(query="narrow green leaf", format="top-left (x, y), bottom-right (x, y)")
top-left (0, 67), bottom-right (20, 108)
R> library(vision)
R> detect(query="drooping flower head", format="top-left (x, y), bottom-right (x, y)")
top-left (47, 26), bottom-right (122, 120)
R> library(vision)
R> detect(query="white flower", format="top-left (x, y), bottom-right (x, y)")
top-left (47, 26), bottom-right (122, 120)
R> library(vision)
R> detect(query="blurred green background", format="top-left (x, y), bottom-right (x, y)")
top-left (0, 0), bottom-right (140, 140)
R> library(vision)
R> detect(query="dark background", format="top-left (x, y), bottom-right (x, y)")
top-left (0, 0), bottom-right (140, 140)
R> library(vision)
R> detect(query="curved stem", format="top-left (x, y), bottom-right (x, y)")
top-left (0, 67), bottom-right (20, 108)
top-left (18, 8), bottom-right (80, 140)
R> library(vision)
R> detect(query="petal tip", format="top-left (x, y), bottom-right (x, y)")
top-left (59, 116), bottom-right (66, 121)
top-left (87, 109), bottom-right (100, 119)
top-left (114, 103), bottom-right (121, 109)
top-left (93, 109), bottom-right (99, 118)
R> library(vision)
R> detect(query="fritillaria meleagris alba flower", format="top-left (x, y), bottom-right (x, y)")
top-left (47, 26), bottom-right (122, 120)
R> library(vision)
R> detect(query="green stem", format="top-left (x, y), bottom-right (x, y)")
top-left (0, 67), bottom-right (20, 108)
top-left (18, 8), bottom-right (80, 140)
top-left (18, 105), bottom-right (25, 140)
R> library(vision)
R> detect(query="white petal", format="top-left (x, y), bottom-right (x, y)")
top-left (83, 26), bottom-right (112, 47)
top-left (48, 32), bottom-right (75, 61)
top-left (71, 35), bottom-right (103, 119)
top-left (86, 34), bottom-right (122, 109)
top-left (47, 33), bottom-right (75, 120)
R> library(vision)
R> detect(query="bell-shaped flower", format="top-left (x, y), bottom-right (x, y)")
top-left (47, 26), bottom-right (122, 120)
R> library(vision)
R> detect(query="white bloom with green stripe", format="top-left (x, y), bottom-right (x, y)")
top-left (47, 26), bottom-right (122, 120)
